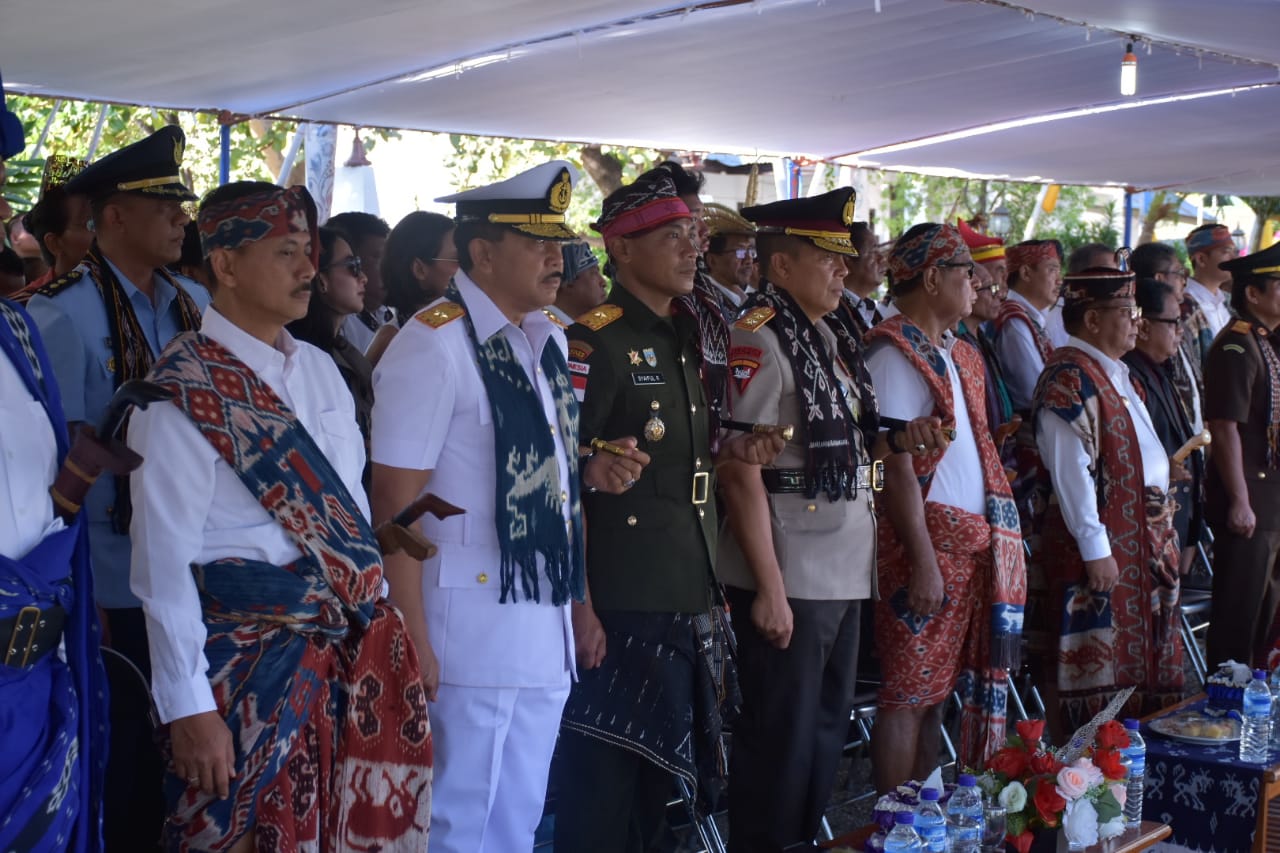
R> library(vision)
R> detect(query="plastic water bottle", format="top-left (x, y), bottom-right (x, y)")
top-left (1268, 668), bottom-right (1280, 749)
top-left (1240, 668), bottom-right (1273, 763)
top-left (1121, 718), bottom-right (1145, 827)
top-left (915, 787), bottom-right (948, 852)
top-left (884, 811), bottom-right (925, 853)
top-left (946, 773), bottom-right (984, 853)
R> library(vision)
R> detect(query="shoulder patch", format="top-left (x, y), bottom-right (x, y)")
top-left (730, 344), bottom-right (764, 393)
top-left (541, 308), bottom-right (567, 329)
top-left (35, 268), bottom-right (84, 297)
top-left (1231, 319), bottom-right (1254, 334)
top-left (567, 341), bottom-right (594, 362)
top-left (416, 301), bottom-right (465, 329)
top-left (734, 306), bottom-right (776, 332)
top-left (1223, 343), bottom-right (1246, 354)
top-left (577, 304), bottom-right (622, 331)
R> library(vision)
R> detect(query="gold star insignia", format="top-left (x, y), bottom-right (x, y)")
top-left (628, 349), bottom-right (642, 366)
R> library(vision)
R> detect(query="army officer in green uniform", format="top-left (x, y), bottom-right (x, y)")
top-left (554, 168), bottom-right (782, 852)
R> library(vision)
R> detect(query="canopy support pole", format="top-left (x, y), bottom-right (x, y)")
top-left (86, 104), bottom-right (109, 160)
top-left (219, 123), bottom-right (231, 185)
top-left (275, 126), bottom-right (303, 186)
top-left (1123, 191), bottom-right (1133, 247)
top-left (31, 98), bottom-right (62, 159)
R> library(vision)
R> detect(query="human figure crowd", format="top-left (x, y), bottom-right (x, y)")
top-left (3, 109), bottom-right (1279, 853)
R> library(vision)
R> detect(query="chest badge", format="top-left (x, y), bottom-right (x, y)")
top-left (628, 349), bottom-right (642, 366)
top-left (643, 347), bottom-right (657, 367)
top-left (644, 399), bottom-right (666, 442)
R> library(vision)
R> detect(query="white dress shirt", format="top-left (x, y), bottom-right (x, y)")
top-left (341, 305), bottom-right (396, 354)
top-left (1035, 336), bottom-right (1169, 562)
top-left (372, 270), bottom-right (574, 689)
top-left (129, 307), bottom-right (369, 723)
top-left (866, 332), bottom-right (987, 515)
top-left (1044, 299), bottom-right (1069, 348)
top-left (995, 290), bottom-right (1050, 412)
top-left (710, 276), bottom-right (746, 309)
top-left (0, 353), bottom-right (60, 560)
top-left (1186, 279), bottom-right (1232, 338)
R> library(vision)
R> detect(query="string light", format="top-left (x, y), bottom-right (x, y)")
top-left (1121, 42), bottom-right (1138, 96)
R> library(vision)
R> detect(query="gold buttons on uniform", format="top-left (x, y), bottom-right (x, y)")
top-left (695, 457), bottom-right (703, 470)
top-left (690, 404), bottom-right (697, 414)
top-left (806, 504), bottom-right (817, 513)
top-left (561, 491), bottom-right (568, 503)
top-left (698, 508), bottom-right (706, 519)
top-left (550, 423), bottom-right (557, 435)
top-left (627, 515), bottom-right (638, 526)
top-left (477, 573), bottom-right (489, 584)
top-left (1261, 472), bottom-right (1268, 480)
top-left (681, 355), bottom-right (686, 364)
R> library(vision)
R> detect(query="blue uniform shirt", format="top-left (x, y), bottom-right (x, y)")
top-left (26, 260), bottom-right (210, 607)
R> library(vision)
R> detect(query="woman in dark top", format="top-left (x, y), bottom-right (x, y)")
top-left (1124, 277), bottom-right (1205, 575)
top-left (365, 211), bottom-right (457, 366)
top-left (287, 225), bottom-right (375, 491)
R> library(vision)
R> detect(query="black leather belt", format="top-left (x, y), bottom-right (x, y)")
top-left (2, 604), bottom-right (66, 668)
top-left (761, 463), bottom-right (883, 495)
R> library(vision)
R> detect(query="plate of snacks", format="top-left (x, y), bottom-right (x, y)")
top-left (1149, 710), bottom-right (1241, 744)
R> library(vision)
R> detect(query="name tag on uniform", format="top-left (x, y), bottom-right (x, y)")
top-left (631, 372), bottom-right (665, 386)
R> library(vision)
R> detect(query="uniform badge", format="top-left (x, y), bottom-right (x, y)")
top-left (416, 301), bottom-right (465, 328)
top-left (841, 191), bottom-right (857, 227)
top-left (541, 308), bottom-right (567, 329)
top-left (644, 400), bottom-right (666, 442)
top-left (643, 347), bottom-right (657, 367)
top-left (730, 345), bottom-right (763, 393)
top-left (576, 304), bottom-right (621, 331)
top-left (630, 372), bottom-right (665, 386)
top-left (1224, 343), bottom-right (1246, 354)
top-left (568, 359), bottom-right (590, 402)
top-left (568, 341), bottom-right (594, 362)
top-left (549, 169), bottom-right (573, 214)
top-left (628, 349), bottom-right (642, 366)
top-left (735, 306), bottom-right (776, 332)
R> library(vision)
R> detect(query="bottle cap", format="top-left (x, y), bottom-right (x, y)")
top-left (895, 811), bottom-right (915, 825)
top-left (1255, 669), bottom-right (1268, 680)
top-left (958, 773), bottom-right (977, 787)
top-left (1124, 718), bottom-right (1140, 730)
top-left (921, 787), bottom-right (940, 801)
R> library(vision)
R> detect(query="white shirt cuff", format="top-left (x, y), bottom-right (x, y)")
top-left (153, 675), bottom-right (218, 725)
top-left (1075, 530), bottom-right (1113, 563)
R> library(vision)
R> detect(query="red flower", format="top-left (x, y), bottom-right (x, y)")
top-left (1033, 780), bottom-right (1066, 826)
top-left (1029, 751), bottom-right (1063, 776)
top-left (1096, 720), bottom-right (1130, 751)
top-left (1015, 719), bottom-right (1046, 745)
top-left (987, 746), bottom-right (1029, 779)
top-left (1094, 746), bottom-right (1126, 781)
top-left (1009, 830), bottom-right (1034, 853)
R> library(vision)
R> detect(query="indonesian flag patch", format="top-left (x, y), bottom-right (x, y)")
top-left (568, 359), bottom-right (590, 401)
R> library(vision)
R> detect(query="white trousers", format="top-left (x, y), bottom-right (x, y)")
top-left (427, 681), bottom-right (570, 853)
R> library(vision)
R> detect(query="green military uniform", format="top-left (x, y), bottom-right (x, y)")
top-left (568, 282), bottom-right (717, 613)
top-left (1204, 312), bottom-right (1280, 667)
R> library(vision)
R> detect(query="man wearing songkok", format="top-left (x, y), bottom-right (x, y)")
top-left (27, 126), bottom-right (210, 676)
top-left (866, 223), bottom-right (1025, 789)
top-left (373, 162), bottom-right (587, 853)
top-left (1185, 223), bottom-right (1237, 337)
top-left (956, 260), bottom-right (1014, 433)
top-left (129, 181), bottom-right (431, 851)
top-left (958, 217), bottom-right (1007, 299)
top-left (1056, 243), bottom-right (1117, 348)
top-left (0, 97), bottom-right (108, 853)
top-left (703, 202), bottom-right (757, 320)
top-left (1123, 278), bottom-right (1204, 578)
top-left (546, 239), bottom-right (605, 327)
top-left (837, 220), bottom-right (886, 338)
top-left (554, 168), bottom-right (783, 851)
top-left (1131, 242), bottom-right (1208, 433)
top-left (718, 191), bottom-right (938, 846)
top-left (1203, 243), bottom-right (1280, 667)
top-left (18, 154), bottom-right (91, 299)
top-left (1032, 267), bottom-right (1182, 731)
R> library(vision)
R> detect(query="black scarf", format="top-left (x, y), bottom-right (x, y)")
top-left (675, 262), bottom-right (730, 450)
top-left (741, 281), bottom-right (871, 501)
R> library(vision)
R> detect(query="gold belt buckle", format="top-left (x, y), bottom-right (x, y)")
top-left (5, 605), bottom-right (43, 668)
top-left (871, 460), bottom-right (885, 492)
top-left (692, 471), bottom-right (711, 505)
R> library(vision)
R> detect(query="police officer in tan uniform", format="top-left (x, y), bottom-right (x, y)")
top-left (1204, 243), bottom-right (1280, 668)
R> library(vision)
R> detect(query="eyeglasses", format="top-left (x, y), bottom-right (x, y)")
top-left (1145, 314), bottom-right (1181, 327)
top-left (1094, 304), bottom-right (1143, 320)
top-left (430, 257), bottom-right (460, 266)
top-left (1158, 267), bottom-right (1190, 282)
top-left (973, 284), bottom-right (997, 294)
top-left (937, 261), bottom-right (975, 278)
top-left (324, 256), bottom-right (363, 276)
top-left (714, 248), bottom-right (758, 260)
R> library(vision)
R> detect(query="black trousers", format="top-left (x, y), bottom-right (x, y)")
top-left (1206, 526), bottom-right (1280, 668)
top-left (553, 730), bottom-right (674, 853)
top-left (724, 587), bottom-right (862, 853)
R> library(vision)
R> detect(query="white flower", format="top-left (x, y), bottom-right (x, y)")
top-left (998, 781), bottom-right (1028, 813)
top-left (1062, 798), bottom-right (1100, 848)
top-left (1098, 817), bottom-right (1126, 840)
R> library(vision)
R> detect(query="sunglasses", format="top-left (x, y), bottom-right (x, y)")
top-left (324, 256), bottom-right (363, 276)
top-left (714, 248), bottom-right (758, 260)
top-left (1145, 315), bottom-right (1181, 327)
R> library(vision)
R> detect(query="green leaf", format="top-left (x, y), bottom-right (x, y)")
top-left (1093, 789), bottom-right (1121, 823)
top-left (1007, 811), bottom-right (1027, 837)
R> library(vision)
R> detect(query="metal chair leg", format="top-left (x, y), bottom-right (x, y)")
top-left (1181, 609), bottom-right (1208, 687)
top-left (676, 776), bottom-right (726, 853)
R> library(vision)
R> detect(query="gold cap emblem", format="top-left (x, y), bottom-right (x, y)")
top-left (841, 191), bottom-right (857, 227)
top-left (549, 169), bottom-right (573, 214)
top-left (173, 136), bottom-right (184, 166)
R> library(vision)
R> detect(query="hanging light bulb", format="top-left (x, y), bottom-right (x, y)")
top-left (1120, 42), bottom-right (1138, 96)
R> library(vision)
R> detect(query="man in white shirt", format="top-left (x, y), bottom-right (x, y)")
top-left (130, 181), bottom-right (431, 852)
top-left (866, 223), bottom-right (1025, 790)
top-left (994, 240), bottom-right (1061, 414)
top-left (1032, 267), bottom-right (1183, 734)
top-left (372, 162), bottom-right (633, 853)
top-left (1185, 223), bottom-right (1237, 338)
top-left (703, 202), bottom-right (757, 321)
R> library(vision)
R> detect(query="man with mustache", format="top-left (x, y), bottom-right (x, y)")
top-left (373, 162), bottom-right (611, 853)
top-left (128, 181), bottom-right (431, 851)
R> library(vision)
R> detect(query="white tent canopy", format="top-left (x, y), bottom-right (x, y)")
top-left (5, 0), bottom-right (1280, 193)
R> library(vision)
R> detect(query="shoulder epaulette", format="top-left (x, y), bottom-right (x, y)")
top-left (576, 304), bottom-right (622, 331)
top-left (416, 301), bottom-right (465, 329)
top-left (734, 306), bottom-right (776, 332)
top-left (1230, 319), bottom-right (1254, 335)
top-left (35, 268), bottom-right (84, 298)
top-left (541, 308), bottom-right (567, 329)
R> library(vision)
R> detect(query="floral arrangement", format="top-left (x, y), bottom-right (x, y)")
top-left (978, 719), bottom-right (1130, 852)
